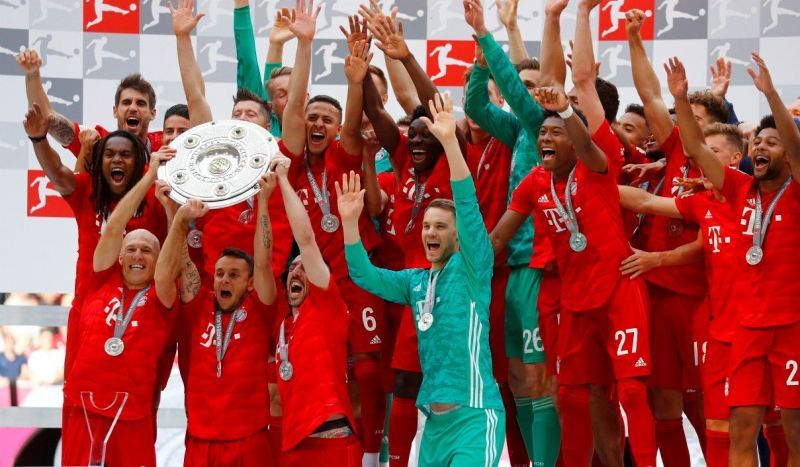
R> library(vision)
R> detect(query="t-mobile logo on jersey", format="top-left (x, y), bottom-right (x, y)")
top-left (542, 208), bottom-right (568, 232)
top-left (707, 225), bottom-right (730, 253)
top-left (739, 205), bottom-right (758, 236)
top-left (200, 323), bottom-right (215, 348)
top-left (103, 297), bottom-right (122, 326)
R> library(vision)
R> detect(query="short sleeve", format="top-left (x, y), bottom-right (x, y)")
top-left (509, 172), bottom-right (537, 216)
top-left (674, 192), bottom-right (710, 224)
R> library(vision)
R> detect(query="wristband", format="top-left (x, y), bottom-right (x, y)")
top-left (28, 134), bottom-right (47, 144)
top-left (557, 106), bottom-right (574, 120)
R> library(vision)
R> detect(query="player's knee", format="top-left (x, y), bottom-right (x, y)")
top-left (393, 370), bottom-right (422, 399)
top-left (729, 407), bottom-right (763, 446)
top-left (706, 418), bottom-right (730, 432)
top-left (651, 387), bottom-right (683, 419)
top-left (779, 408), bottom-right (800, 446)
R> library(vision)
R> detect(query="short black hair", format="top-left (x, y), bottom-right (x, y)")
top-left (218, 248), bottom-right (254, 277)
top-left (307, 94), bottom-right (343, 123)
top-left (595, 77), bottom-right (620, 123)
top-left (164, 103), bottom-right (189, 122)
top-left (624, 103), bottom-right (646, 120)
top-left (411, 105), bottom-right (427, 123)
top-left (233, 88), bottom-right (272, 121)
top-left (543, 108), bottom-right (589, 127)
top-left (514, 58), bottom-right (541, 73)
top-left (755, 115), bottom-right (776, 136)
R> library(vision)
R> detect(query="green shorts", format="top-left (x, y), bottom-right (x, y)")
top-left (418, 406), bottom-right (506, 467)
top-left (504, 266), bottom-right (545, 364)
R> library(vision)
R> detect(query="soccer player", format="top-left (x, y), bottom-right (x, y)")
top-left (156, 178), bottom-right (279, 463)
top-left (161, 103), bottom-right (191, 146)
top-left (497, 86), bottom-right (657, 467)
top-left (664, 54), bottom-right (800, 467)
top-left (272, 155), bottom-right (360, 465)
top-left (60, 149), bottom-right (174, 466)
top-left (17, 49), bottom-right (163, 155)
top-left (342, 92), bottom-right (505, 466)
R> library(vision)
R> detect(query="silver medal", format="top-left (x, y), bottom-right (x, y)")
top-left (569, 232), bottom-right (587, 252)
top-left (187, 229), bottom-right (203, 248)
top-left (418, 312), bottom-right (434, 332)
top-left (104, 337), bottom-right (124, 357)
top-left (746, 245), bottom-right (763, 266)
top-left (667, 220), bottom-right (684, 236)
top-left (238, 208), bottom-right (254, 224)
top-left (279, 360), bottom-right (294, 381)
top-left (321, 213), bottom-right (340, 233)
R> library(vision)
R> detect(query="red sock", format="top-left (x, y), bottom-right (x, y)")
top-left (617, 378), bottom-right (657, 467)
top-left (683, 392), bottom-right (707, 456)
top-left (764, 424), bottom-right (789, 467)
top-left (558, 385), bottom-right (593, 467)
top-left (388, 395), bottom-right (417, 467)
top-left (655, 418), bottom-right (690, 467)
top-left (354, 357), bottom-right (386, 454)
top-left (500, 384), bottom-right (530, 467)
top-left (705, 429), bottom-right (729, 467)
top-left (268, 416), bottom-right (282, 464)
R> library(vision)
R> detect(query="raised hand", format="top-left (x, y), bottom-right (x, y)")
top-left (533, 87), bottom-right (570, 112)
top-left (622, 160), bottom-right (665, 185)
top-left (23, 103), bottom-right (49, 138)
top-left (473, 36), bottom-right (487, 68)
top-left (625, 9), bottom-right (646, 37)
top-left (148, 146), bottom-right (177, 178)
top-left (176, 199), bottom-right (209, 223)
top-left (340, 15), bottom-right (371, 54)
top-left (747, 52), bottom-right (776, 96)
top-left (419, 93), bottom-right (457, 142)
top-left (257, 172), bottom-right (278, 199)
top-left (169, 0), bottom-right (205, 37)
top-left (344, 40), bottom-right (374, 84)
top-left (269, 8), bottom-right (295, 45)
top-left (270, 154), bottom-right (292, 177)
top-left (496, 0), bottom-right (520, 29)
top-left (367, 13), bottom-right (410, 60)
top-left (335, 170), bottom-right (365, 224)
top-left (709, 57), bottom-right (732, 99)
top-left (16, 49), bottom-right (42, 75)
top-left (358, 0), bottom-right (391, 28)
top-left (463, 0), bottom-right (488, 36)
top-left (154, 180), bottom-right (180, 216)
top-left (545, 0), bottom-right (569, 16)
top-left (664, 56), bottom-right (688, 100)
top-left (285, 0), bottom-right (321, 45)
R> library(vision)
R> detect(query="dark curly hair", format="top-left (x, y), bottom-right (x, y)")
top-left (90, 130), bottom-right (149, 220)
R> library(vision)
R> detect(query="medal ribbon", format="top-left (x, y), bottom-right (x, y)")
top-left (550, 166), bottom-right (580, 236)
top-left (113, 286), bottom-right (150, 341)
top-left (423, 269), bottom-right (442, 318)
top-left (305, 158), bottom-right (332, 220)
top-left (476, 138), bottom-right (495, 180)
top-left (752, 177), bottom-right (791, 253)
top-left (278, 316), bottom-right (291, 369)
top-left (215, 308), bottom-right (242, 378)
top-left (404, 173), bottom-right (428, 234)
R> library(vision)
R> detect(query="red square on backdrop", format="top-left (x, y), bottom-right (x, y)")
top-left (27, 170), bottom-right (72, 218)
top-left (426, 40), bottom-right (475, 87)
top-left (598, 0), bottom-right (655, 41)
top-left (84, 0), bottom-right (141, 34)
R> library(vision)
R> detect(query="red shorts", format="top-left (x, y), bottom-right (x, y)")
top-left (647, 284), bottom-right (705, 390)
top-left (184, 428), bottom-right (273, 466)
top-left (61, 406), bottom-right (155, 467)
top-left (557, 278), bottom-right (651, 386)
top-left (538, 270), bottom-right (561, 376)
top-left (727, 321), bottom-right (800, 409)
top-left (702, 338), bottom-right (731, 421)
top-left (490, 267), bottom-right (510, 382)
top-left (340, 278), bottom-right (387, 355)
top-left (281, 434), bottom-right (361, 466)
top-left (390, 305), bottom-right (421, 372)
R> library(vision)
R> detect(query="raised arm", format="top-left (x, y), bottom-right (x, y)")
top-left (497, 0), bottom-right (529, 64)
top-left (340, 36), bottom-right (371, 156)
top-left (254, 173), bottom-right (278, 305)
top-left (463, 43), bottom-right (519, 148)
top-left (421, 93), bottom-right (469, 181)
top-left (154, 199), bottom-right (207, 307)
top-left (274, 155), bottom-right (330, 288)
top-left (748, 52), bottom-right (800, 183)
top-left (665, 57), bottom-right (725, 189)
top-left (281, 1), bottom-right (320, 155)
top-left (572, 0), bottom-right (606, 134)
top-left (540, 0), bottom-right (568, 88)
top-left (234, 0), bottom-right (267, 100)
top-left (626, 9), bottom-right (673, 144)
top-left (74, 128), bottom-right (101, 174)
top-left (536, 87), bottom-right (608, 173)
top-left (17, 50), bottom-right (75, 146)
top-left (362, 55), bottom-right (401, 156)
top-left (93, 148), bottom-right (174, 272)
top-left (171, 0), bottom-right (213, 126)
top-left (23, 104), bottom-right (75, 195)
top-left (361, 129), bottom-right (385, 217)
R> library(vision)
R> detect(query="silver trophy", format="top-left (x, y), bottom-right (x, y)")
top-left (158, 120), bottom-right (280, 208)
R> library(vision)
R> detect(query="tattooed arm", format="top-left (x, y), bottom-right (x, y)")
top-left (254, 173), bottom-right (278, 305)
top-left (155, 200), bottom-right (209, 308)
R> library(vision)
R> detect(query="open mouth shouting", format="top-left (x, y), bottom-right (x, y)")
top-left (109, 167), bottom-right (126, 185)
top-left (541, 147), bottom-right (557, 162)
top-left (309, 131), bottom-right (326, 145)
top-left (426, 240), bottom-right (441, 254)
top-left (411, 148), bottom-right (427, 164)
top-left (753, 154), bottom-right (769, 171)
top-left (124, 115), bottom-right (141, 133)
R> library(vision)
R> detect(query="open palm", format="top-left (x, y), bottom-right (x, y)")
top-left (335, 171), bottom-right (365, 223)
top-left (420, 93), bottom-right (457, 142)
top-left (287, 0), bottom-right (321, 44)
top-left (169, 0), bottom-right (204, 36)
top-left (370, 16), bottom-right (410, 60)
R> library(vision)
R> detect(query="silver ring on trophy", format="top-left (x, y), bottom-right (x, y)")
top-left (158, 120), bottom-right (280, 208)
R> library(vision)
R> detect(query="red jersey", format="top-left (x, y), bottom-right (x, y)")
top-left (675, 191), bottom-right (737, 342)
top-left (277, 277), bottom-right (354, 450)
top-left (634, 127), bottom-right (706, 295)
top-left (375, 133), bottom-right (453, 270)
top-left (64, 265), bottom-right (175, 420)
top-left (592, 119), bottom-right (626, 179)
top-left (720, 168), bottom-right (800, 328)
top-left (467, 136), bottom-right (513, 266)
top-left (529, 213), bottom-right (556, 269)
top-left (64, 122), bottom-right (163, 157)
top-left (510, 161), bottom-right (630, 311)
top-left (281, 140), bottom-right (380, 280)
top-left (178, 290), bottom-right (275, 440)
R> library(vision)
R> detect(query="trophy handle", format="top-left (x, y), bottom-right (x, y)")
top-left (79, 391), bottom-right (129, 467)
